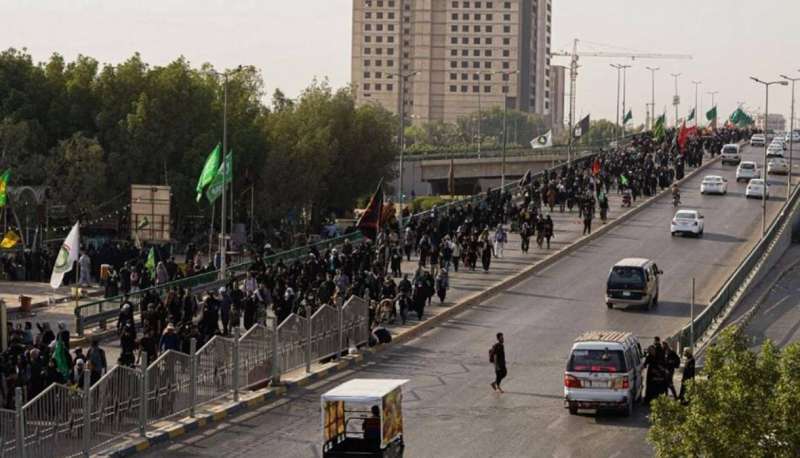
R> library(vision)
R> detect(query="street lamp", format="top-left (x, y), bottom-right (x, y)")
top-left (388, 70), bottom-right (419, 218)
top-left (750, 76), bottom-right (789, 237)
top-left (646, 66), bottom-right (660, 130)
top-left (706, 91), bottom-right (719, 128)
top-left (691, 81), bottom-right (702, 126)
top-left (670, 73), bottom-right (681, 127)
top-left (210, 65), bottom-right (245, 280)
top-left (781, 73), bottom-right (800, 197)
top-left (611, 64), bottom-right (630, 141)
top-left (494, 69), bottom-right (519, 189)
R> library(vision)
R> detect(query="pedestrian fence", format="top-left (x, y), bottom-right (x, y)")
top-left (8, 295), bottom-right (369, 458)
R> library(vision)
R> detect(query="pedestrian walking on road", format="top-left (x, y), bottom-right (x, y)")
top-left (679, 348), bottom-right (695, 404)
top-left (663, 341), bottom-right (681, 398)
top-left (489, 332), bottom-right (507, 393)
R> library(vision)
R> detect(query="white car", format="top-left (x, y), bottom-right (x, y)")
top-left (671, 209), bottom-right (705, 237)
top-left (751, 134), bottom-right (766, 146)
top-left (736, 161), bottom-right (760, 182)
top-left (720, 144), bottom-right (741, 165)
top-left (768, 158), bottom-right (789, 175)
top-left (700, 175), bottom-right (728, 194)
top-left (771, 138), bottom-right (786, 150)
top-left (785, 131), bottom-right (800, 142)
top-left (767, 144), bottom-right (785, 158)
top-left (746, 179), bottom-right (769, 198)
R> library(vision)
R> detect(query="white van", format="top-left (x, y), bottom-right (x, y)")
top-left (720, 144), bottom-right (741, 165)
top-left (564, 331), bottom-right (644, 416)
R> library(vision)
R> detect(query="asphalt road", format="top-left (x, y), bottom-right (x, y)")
top-left (143, 144), bottom-right (793, 458)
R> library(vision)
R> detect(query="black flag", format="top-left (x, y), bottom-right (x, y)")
top-left (356, 179), bottom-right (384, 240)
top-left (573, 115), bottom-right (591, 139)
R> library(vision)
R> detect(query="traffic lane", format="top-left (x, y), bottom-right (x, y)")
top-left (143, 151), bottom-right (791, 458)
top-left (744, 245), bottom-right (800, 349)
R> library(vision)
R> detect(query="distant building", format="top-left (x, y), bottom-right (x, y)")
top-left (351, 0), bottom-right (553, 125)
top-left (549, 65), bottom-right (566, 133)
top-left (756, 113), bottom-right (786, 132)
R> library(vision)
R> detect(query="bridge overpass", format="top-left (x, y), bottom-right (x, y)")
top-left (391, 147), bottom-right (588, 196)
top-left (137, 144), bottom-right (794, 457)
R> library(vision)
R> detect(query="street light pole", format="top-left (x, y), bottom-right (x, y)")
top-left (750, 76), bottom-right (789, 237)
top-left (706, 91), bottom-right (719, 128)
top-left (646, 66), bottom-right (660, 130)
top-left (670, 73), bottom-right (681, 127)
top-left (610, 64), bottom-right (624, 141)
top-left (389, 70), bottom-right (419, 219)
top-left (691, 81), bottom-right (702, 126)
top-left (494, 69), bottom-right (518, 189)
top-left (621, 65), bottom-right (631, 137)
top-left (781, 73), bottom-right (800, 198)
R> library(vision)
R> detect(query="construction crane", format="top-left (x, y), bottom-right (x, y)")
top-left (553, 39), bottom-right (693, 158)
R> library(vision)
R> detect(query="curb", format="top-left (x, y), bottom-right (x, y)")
top-left (100, 155), bottom-right (718, 457)
top-left (385, 155), bottom-right (721, 347)
top-left (103, 354), bottom-right (366, 457)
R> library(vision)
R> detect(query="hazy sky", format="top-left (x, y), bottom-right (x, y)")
top-left (3, 0), bottom-right (800, 126)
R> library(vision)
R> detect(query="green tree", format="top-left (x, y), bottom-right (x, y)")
top-left (578, 119), bottom-right (618, 146)
top-left (46, 133), bottom-right (107, 220)
top-left (648, 327), bottom-right (800, 457)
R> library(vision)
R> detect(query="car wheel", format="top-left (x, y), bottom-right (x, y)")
top-left (606, 302), bottom-right (613, 309)
top-left (568, 405), bottom-right (578, 415)
top-left (671, 231), bottom-right (676, 237)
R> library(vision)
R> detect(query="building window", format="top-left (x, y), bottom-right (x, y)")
top-left (452, 13), bottom-right (458, 20)
top-left (503, 14), bottom-right (511, 21)
top-left (484, 86), bottom-right (491, 93)
top-left (364, 83), bottom-right (371, 90)
top-left (376, 48), bottom-right (383, 55)
top-left (450, 73), bottom-right (457, 80)
top-left (450, 85), bottom-right (457, 92)
top-left (476, 1), bottom-right (482, 7)
top-left (474, 25), bottom-right (481, 32)
top-left (485, 37), bottom-right (492, 44)
top-left (502, 49), bottom-right (510, 57)
top-left (452, 1), bottom-right (458, 6)
top-left (451, 25), bottom-right (458, 32)
top-left (375, 83), bottom-right (382, 90)
top-left (387, 36), bottom-right (394, 43)
top-left (365, 36), bottom-right (372, 43)
top-left (484, 73), bottom-right (491, 80)
top-left (462, 37), bottom-right (469, 44)
top-left (472, 73), bottom-right (480, 80)
top-left (388, 24), bottom-right (395, 31)
top-left (504, 1), bottom-right (510, 7)
top-left (462, 13), bottom-right (469, 19)
top-left (487, 1), bottom-right (493, 7)
top-left (376, 24), bottom-right (383, 31)
top-left (473, 85), bottom-right (479, 93)
top-left (461, 61), bottom-right (468, 68)
top-left (502, 73), bottom-right (509, 81)
top-left (387, 48), bottom-right (394, 55)
top-left (473, 49), bottom-right (480, 56)
top-left (388, 0), bottom-right (395, 6)
top-left (545, 101), bottom-right (550, 109)
top-left (451, 61), bottom-right (458, 68)
top-left (473, 37), bottom-right (480, 44)
top-left (387, 60), bottom-right (394, 66)
top-left (365, 0), bottom-right (372, 7)
top-left (376, 60), bottom-right (382, 66)
top-left (387, 84), bottom-right (394, 91)
top-left (365, 24), bottom-right (372, 31)
top-left (388, 12), bottom-right (395, 19)
top-left (502, 61), bottom-right (510, 69)
top-left (404, 16), bottom-right (410, 23)
top-left (461, 73), bottom-right (468, 80)
top-left (472, 61), bottom-right (480, 68)
top-left (462, 25), bottom-right (469, 31)
top-left (502, 86), bottom-right (509, 93)
top-left (503, 25), bottom-right (510, 33)
top-left (462, 49), bottom-right (469, 56)
top-left (451, 37), bottom-right (458, 44)
top-left (461, 85), bottom-right (468, 92)
top-left (475, 13), bottom-right (481, 20)
top-left (364, 60), bottom-right (371, 66)
top-left (365, 12), bottom-right (372, 19)
top-left (451, 49), bottom-right (458, 56)
top-left (486, 13), bottom-right (493, 20)
top-left (377, 0), bottom-right (383, 6)
top-left (485, 49), bottom-right (492, 56)
top-left (486, 25), bottom-right (493, 32)
top-left (365, 47), bottom-right (372, 54)
top-left (377, 12), bottom-right (383, 19)
top-left (503, 37), bottom-right (510, 45)
top-left (376, 36), bottom-right (382, 43)
top-left (462, 1), bottom-right (469, 7)
top-left (484, 61), bottom-right (492, 69)
top-left (375, 71), bottom-right (382, 78)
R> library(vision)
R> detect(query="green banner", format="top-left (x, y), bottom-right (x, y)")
top-left (206, 151), bottom-right (233, 204)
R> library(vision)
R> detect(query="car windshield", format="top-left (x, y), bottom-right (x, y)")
top-left (704, 177), bottom-right (721, 183)
top-left (750, 179), bottom-right (764, 185)
top-left (722, 146), bottom-right (738, 154)
top-left (675, 211), bottom-right (696, 219)
top-left (741, 163), bottom-right (755, 169)
top-left (607, 266), bottom-right (645, 290)
top-left (567, 349), bottom-right (627, 373)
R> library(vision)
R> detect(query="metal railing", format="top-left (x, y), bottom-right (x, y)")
top-left (9, 295), bottom-right (369, 458)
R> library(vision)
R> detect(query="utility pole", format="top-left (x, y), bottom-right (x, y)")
top-left (671, 73), bottom-right (681, 127)
top-left (389, 70), bottom-right (419, 219)
top-left (610, 64), bottom-right (624, 141)
top-left (781, 73), bottom-right (799, 197)
top-left (750, 76), bottom-right (788, 237)
top-left (621, 65), bottom-right (631, 137)
top-left (707, 90), bottom-right (719, 128)
top-left (646, 66), bottom-right (659, 130)
top-left (567, 39), bottom-right (578, 163)
top-left (495, 69), bottom-right (518, 188)
top-left (691, 81), bottom-right (702, 126)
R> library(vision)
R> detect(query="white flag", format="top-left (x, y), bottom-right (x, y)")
top-left (50, 221), bottom-right (80, 289)
top-left (530, 130), bottom-right (552, 149)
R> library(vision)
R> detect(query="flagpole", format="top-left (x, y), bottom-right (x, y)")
top-left (220, 72), bottom-right (228, 280)
top-left (209, 202), bottom-right (215, 266)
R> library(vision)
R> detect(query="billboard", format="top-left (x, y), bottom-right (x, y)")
top-left (131, 185), bottom-right (171, 242)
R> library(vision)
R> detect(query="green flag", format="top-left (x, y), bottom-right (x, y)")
top-left (620, 175), bottom-right (629, 186)
top-left (653, 113), bottom-right (666, 142)
top-left (53, 339), bottom-right (71, 379)
top-left (688, 108), bottom-right (696, 121)
top-left (145, 247), bottom-right (156, 279)
top-left (623, 110), bottom-right (632, 124)
top-left (706, 106), bottom-right (718, 121)
top-left (206, 151), bottom-right (233, 204)
top-left (196, 143), bottom-right (221, 202)
top-left (0, 169), bottom-right (9, 207)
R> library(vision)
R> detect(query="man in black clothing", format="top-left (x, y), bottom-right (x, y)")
top-left (679, 348), bottom-right (695, 404)
top-left (490, 332), bottom-right (507, 393)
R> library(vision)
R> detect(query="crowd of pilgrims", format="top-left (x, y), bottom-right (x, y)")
top-left (0, 128), bottom-right (748, 402)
